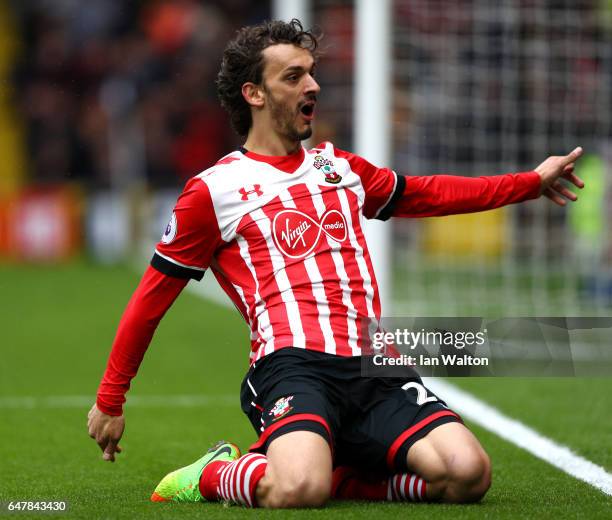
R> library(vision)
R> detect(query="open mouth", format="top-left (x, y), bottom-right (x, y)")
top-left (300, 102), bottom-right (315, 119)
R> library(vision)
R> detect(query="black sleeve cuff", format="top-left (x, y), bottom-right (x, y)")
top-left (375, 174), bottom-right (406, 221)
top-left (151, 252), bottom-right (205, 281)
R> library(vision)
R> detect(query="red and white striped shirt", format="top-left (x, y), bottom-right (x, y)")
top-left (154, 141), bottom-right (398, 361)
top-left (97, 141), bottom-right (541, 414)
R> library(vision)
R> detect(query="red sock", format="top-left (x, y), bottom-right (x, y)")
top-left (199, 453), bottom-right (267, 507)
top-left (199, 460), bottom-right (228, 500)
top-left (332, 466), bottom-right (427, 502)
top-left (332, 467), bottom-right (388, 500)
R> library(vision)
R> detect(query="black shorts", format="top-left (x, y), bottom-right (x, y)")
top-left (240, 348), bottom-right (461, 474)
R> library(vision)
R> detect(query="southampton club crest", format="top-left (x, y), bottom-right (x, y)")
top-left (269, 396), bottom-right (294, 421)
top-left (314, 155), bottom-right (342, 184)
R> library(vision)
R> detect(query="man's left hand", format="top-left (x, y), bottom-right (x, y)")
top-left (535, 146), bottom-right (585, 206)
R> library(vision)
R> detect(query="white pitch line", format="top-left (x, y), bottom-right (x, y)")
top-left (0, 394), bottom-right (236, 409)
top-left (424, 378), bottom-right (612, 496)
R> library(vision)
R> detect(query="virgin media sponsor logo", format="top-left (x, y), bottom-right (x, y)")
top-left (272, 209), bottom-right (348, 259)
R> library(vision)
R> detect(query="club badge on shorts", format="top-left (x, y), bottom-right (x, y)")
top-left (269, 396), bottom-right (294, 421)
top-left (314, 155), bottom-right (342, 184)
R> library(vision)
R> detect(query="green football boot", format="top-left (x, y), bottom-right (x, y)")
top-left (151, 441), bottom-right (241, 502)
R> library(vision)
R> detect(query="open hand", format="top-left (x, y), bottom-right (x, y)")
top-left (535, 146), bottom-right (585, 206)
top-left (87, 403), bottom-right (125, 462)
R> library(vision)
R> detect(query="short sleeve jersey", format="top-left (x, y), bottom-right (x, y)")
top-left (153, 141), bottom-right (405, 363)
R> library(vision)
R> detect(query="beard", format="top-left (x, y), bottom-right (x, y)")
top-left (265, 89), bottom-right (312, 143)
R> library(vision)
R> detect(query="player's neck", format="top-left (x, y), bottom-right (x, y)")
top-left (243, 129), bottom-right (301, 157)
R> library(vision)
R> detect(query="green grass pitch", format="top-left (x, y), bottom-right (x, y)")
top-left (1, 261), bottom-right (611, 519)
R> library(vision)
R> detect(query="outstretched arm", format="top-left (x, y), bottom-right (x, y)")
top-left (88, 266), bottom-right (188, 462)
top-left (392, 147), bottom-right (584, 218)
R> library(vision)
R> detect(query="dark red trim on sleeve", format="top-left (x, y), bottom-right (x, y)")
top-left (386, 410), bottom-right (461, 469)
top-left (151, 252), bottom-right (205, 280)
top-left (96, 266), bottom-right (188, 415)
top-left (376, 174), bottom-right (406, 221)
top-left (248, 413), bottom-right (332, 452)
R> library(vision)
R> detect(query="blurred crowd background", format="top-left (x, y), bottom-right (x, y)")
top-left (0, 0), bottom-right (354, 264)
top-left (11, 0), bottom-right (265, 189)
top-left (0, 0), bottom-right (271, 262)
top-left (1, 0), bottom-right (611, 315)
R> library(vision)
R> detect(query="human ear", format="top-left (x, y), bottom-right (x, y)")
top-left (242, 82), bottom-right (265, 108)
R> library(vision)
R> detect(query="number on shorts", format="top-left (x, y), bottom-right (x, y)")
top-left (401, 381), bottom-right (438, 405)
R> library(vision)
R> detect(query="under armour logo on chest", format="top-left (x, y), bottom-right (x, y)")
top-left (239, 184), bottom-right (263, 200)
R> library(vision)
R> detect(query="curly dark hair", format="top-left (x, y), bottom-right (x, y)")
top-left (216, 19), bottom-right (320, 136)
